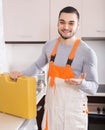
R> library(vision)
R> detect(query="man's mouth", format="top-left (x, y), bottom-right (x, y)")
top-left (62, 30), bottom-right (71, 35)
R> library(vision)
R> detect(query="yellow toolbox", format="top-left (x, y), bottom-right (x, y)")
top-left (0, 74), bottom-right (37, 119)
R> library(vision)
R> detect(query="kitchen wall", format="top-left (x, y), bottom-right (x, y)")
top-left (5, 43), bottom-right (44, 72)
top-left (0, 0), bottom-right (8, 73)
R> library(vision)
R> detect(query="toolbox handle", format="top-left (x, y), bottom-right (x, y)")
top-left (0, 74), bottom-right (35, 84)
top-left (0, 74), bottom-right (26, 83)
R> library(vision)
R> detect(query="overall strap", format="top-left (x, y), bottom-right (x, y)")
top-left (69, 39), bottom-right (80, 60)
top-left (50, 38), bottom-right (61, 56)
top-left (67, 39), bottom-right (80, 65)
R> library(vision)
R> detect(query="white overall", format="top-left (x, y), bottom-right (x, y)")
top-left (42, 38), bottom-right (88, 130)
top-left (42, 78), bottom-right (88, 130)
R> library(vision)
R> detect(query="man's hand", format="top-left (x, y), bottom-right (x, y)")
top-left (65, 73), bottom-right (86, 85)
top-left (9, 71), bottom-right (23, 80)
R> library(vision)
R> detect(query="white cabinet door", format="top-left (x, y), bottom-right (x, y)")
top-left (3, 0), bottom-right (49, 42)
top-left (82, 0), bottom-right (105, 38)
top-left (50, 0), bottom-right (82, 39)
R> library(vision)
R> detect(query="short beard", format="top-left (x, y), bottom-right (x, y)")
top-left (59, 33), bottom-right (74, 40)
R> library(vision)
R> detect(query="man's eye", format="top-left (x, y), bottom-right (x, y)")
top-left (59, 21), bottom-right (65, 24)
top-left (69, 22), bottom-right (74, 26)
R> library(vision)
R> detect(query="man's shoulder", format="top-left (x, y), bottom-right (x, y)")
top-left (46, 38), bottom-right (57, 45)
top-left (79, 40), bottom-right (97, 59)
top-left (44, 38), bottom-right (58, 49)
top-left (80, 40), bottom-right (95, 54)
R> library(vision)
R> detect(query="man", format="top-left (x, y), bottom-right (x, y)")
top-left (10, 6), bottom-right (98, 130)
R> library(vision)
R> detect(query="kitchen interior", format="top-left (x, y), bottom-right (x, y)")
top-left (0, 0), bottom-right (105, 130)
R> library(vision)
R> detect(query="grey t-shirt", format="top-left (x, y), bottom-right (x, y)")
top-left (23, 38), bottom-right (98, 95)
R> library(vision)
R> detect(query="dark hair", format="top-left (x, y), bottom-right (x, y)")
top-left (59, 6), bottom-right (80, 21)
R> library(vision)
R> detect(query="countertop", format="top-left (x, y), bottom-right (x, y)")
top-left (0, 113), bottom-right (25, 130)
top-left (87, 93), bottom-right (105, 97)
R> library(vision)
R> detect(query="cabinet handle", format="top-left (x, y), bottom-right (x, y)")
top-left (96, 30), bottom-right (105, 33)
top-left (37, 106), bottom-right (42, 111)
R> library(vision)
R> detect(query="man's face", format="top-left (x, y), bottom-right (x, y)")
top-left (58, 12), bottom-right (79, 39)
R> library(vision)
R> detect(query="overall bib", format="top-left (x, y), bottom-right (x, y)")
top-left (42, 38), bottom-right (88, 130)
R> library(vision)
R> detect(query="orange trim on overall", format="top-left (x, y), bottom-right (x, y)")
top-left (44, 111), bottom-right (48, 130)
top-left (48, 38), bottom-right (80, 87)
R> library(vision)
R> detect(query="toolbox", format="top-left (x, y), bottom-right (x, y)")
top-left (0, 74), bottom-right (37, 119)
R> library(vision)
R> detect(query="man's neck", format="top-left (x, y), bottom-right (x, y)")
top-left (60, 36), bottom-right (77, 46)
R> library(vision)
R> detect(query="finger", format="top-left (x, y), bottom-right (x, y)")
top-left (78, 73), bottom-right (86, 79)
top-left (65, 79), bottom-right (77, 85)
top-left (70, 80), bottom-right (79, 85)
top-left (81, 73), bottom-right (86, 79)
top-left (9, 71), bottom-right (22, 80)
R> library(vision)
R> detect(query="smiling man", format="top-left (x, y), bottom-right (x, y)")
top-left (10, 6), bottom-right (98, 130)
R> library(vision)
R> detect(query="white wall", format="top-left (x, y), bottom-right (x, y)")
top-left (0, 0), bottom-right (8, 73)
top-left (5, 44), bottom-right (44, 72)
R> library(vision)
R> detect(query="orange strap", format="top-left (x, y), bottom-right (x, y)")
top-left (69, 39), bottom-right (80, 59)
top-left (50, 38), bottom-right (61, 56)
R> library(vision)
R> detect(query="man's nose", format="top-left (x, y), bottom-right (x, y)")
top-left (64, 24), bottom-right (69, 29)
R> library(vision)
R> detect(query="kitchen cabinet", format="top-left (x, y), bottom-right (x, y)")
top-left (50, 0), bottom-right (82, 39)
top-left (81, 0), bottom-right (105, 38)
top-left (3, 0), bottom-right (49, 42)
top-left (36, 95), bottom-right (45, 130)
